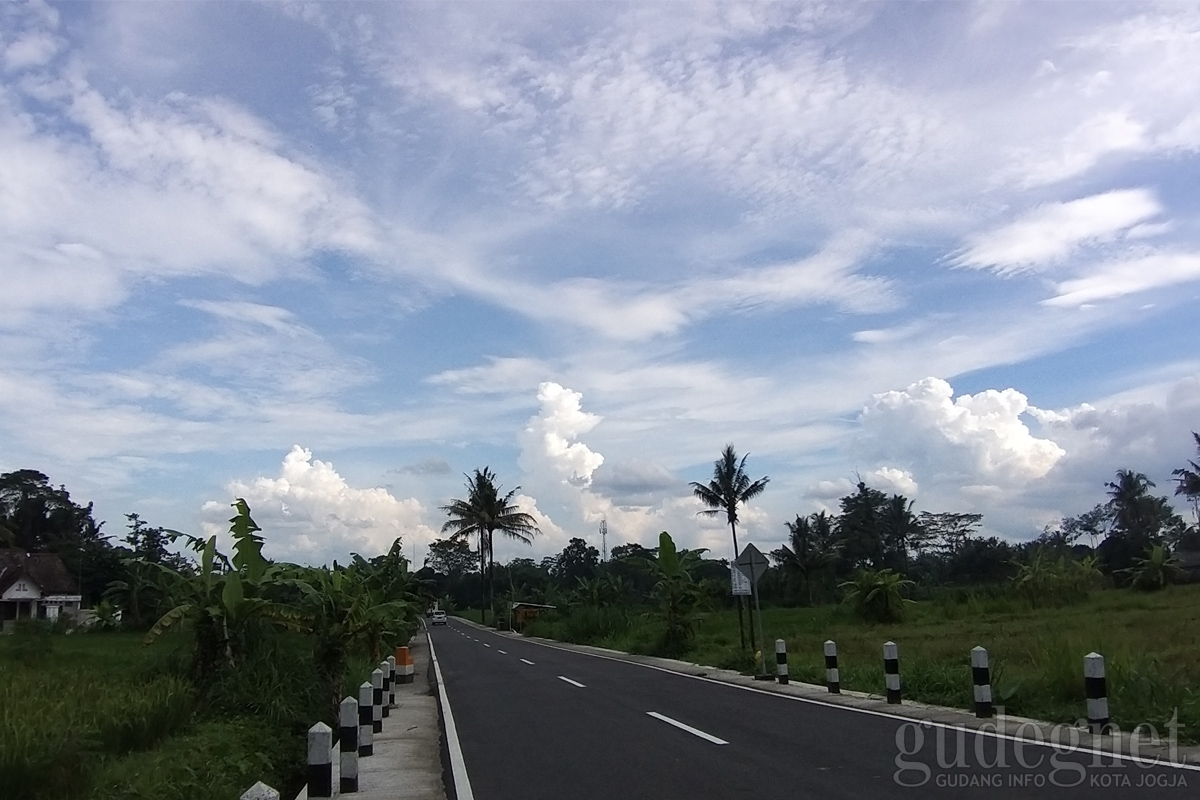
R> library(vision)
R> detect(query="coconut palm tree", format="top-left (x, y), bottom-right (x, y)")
top-left (772, 514), bottom-right (834, 605)
top-left (690, 444), bottom-right (769, 652)
top-left (440, 468), bottom-right (539, 624)
top-left (1105, 469), bottom-right (1159, 537)
top-left (1173, 432), bottom-right (1200, 524)
top-left (880, 494), bottom-right (920, 573)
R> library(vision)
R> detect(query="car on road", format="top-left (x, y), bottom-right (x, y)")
top-left (431, 610), bottom-right (448, 625)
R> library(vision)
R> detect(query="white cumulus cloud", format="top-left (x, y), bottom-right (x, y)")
top-left (806, 468), bottom-right (917, 506)
top-left (861, 377), bottom-right (1065, 485)
top-left (202, 445), bottom-right (437, 564)
top-left (519, 382), bottom-right (604, 486)
top-left (866, 466), bottom-right (919, 496)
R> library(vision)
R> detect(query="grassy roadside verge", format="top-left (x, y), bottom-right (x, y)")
top-left (524, 584), bottom-right (1200, 742)
top-left (0, 628), bottom-right (384, 800)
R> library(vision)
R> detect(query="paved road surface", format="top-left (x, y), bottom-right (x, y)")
top-left (430, 618), bottom-right (1194, 799)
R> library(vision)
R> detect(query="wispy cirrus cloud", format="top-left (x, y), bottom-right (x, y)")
top-left (1043, 251), bottom-right (1200, 307)
top-left (465, 233), bottom-right (893, 341)
top-left (952, 189), bottom-right (1162, 274)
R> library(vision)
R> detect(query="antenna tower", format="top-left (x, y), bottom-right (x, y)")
top-left (599, 518), bottom-right (608, 561)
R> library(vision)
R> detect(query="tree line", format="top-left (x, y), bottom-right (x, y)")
top-left (4, 429), bottom-right (1197, 640)
top-left (419, 433), bottom-right (1200, 629)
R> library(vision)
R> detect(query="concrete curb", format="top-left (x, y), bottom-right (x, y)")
top-left (454, 616), bottom-right (1200, 769)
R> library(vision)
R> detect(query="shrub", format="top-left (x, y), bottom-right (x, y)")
top-left (1125, 545), bottom-right (1183, 592)
top-left (560, 605), bottom-right (632, 644)
top-left (8, 618), bottom-right (54, 665)
top-left (839, 569), bottom-right (914, 623)
top-left (1012, 552), bottom-right (1102, 607)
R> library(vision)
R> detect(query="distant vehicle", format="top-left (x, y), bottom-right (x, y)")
top-left (431, 610), bottom-right (448, 626)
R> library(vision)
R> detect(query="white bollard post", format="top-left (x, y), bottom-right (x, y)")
top-left (339, 696), bottom-right (358, 793)
top-left (241, 782), bottom-right (280, 800)
top-left (824, 640), bottom-right (840, 694)
top-left (883, 641), bottom-right (901, 704)
top-left (1085, 652), bottom-right (1109, 734)
top-left (357, 681), bottom-right (374, 757)
top-left (387, 655), bottom-right (397, 707)
top-left (775, 639), bottom-right (788, 685)
top-left (371, 668), bottom-right (384, 734)
top-left (307, 721), bottom-right (334, 798)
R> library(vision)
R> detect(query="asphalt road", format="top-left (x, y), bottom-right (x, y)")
top-left (430, 618), bottom-right (1195, 799)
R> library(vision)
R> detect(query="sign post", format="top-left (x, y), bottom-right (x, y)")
top-left (735, 543), bottom-right (771, 677)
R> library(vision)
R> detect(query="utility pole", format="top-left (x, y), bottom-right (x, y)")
top-left (599, 519), bottom-right (608, 562)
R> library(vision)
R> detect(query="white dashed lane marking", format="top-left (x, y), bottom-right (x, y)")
top-left (646, 712), bottom-right (728, 745)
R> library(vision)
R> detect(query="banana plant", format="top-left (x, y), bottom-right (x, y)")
top-left (639, 532), bottom-right (707, 655)
top-left (1125, 544), bottom-right (1183, 591)
top-left (281, 564), bottom-right (414, 719)
top-left (351, 537), bottom-right (435, 609)
top-left (104, 559), bottom-right (156, 628)
top-left (143, 500), bottom-right (300, 680)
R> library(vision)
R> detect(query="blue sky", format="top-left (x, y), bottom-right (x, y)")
top-left (2, 1), bottom-right (1198, 566)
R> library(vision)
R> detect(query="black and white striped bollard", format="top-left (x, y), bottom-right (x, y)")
top-left (339, 695), bottom-right (358, 793)
top-left (775, 639), bottom-right (788, 685)
top-left (380, 661), bottom-right (391, 719)
top-left (824, 640), bottom-right (840, 693)
top-left (883, 641), bottom-right (901, 704)
top-left (357, 681), bottom-right (374, 757)
top-left (1085, 652), bottom-right (1109, 734)
top-left (387, 656), bottom-right (397, 707)
top-left (971, 646), bottom-right (993, 719)
top-left (307, 721), bottom-right (334, 798)
top-left (371, 667), bottom-right (384, 734)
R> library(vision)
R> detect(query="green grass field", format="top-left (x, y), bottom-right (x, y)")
top-left (526, 584), bottom-right (1200, 742)
top-left (0, 627), bottom-right (379, 800)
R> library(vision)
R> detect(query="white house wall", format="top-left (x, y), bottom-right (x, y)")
top-left (1, 578), bottom-right (42, 601)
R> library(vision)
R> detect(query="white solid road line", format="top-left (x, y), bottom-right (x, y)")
top-left (520, 658), bottom-right (535, 665)
top-left (647, 711), bottom-right (729, 745)
top-left (427, 630), bottom-right (476, 800)
top-left (557, 676), bottom-right (586, 688)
